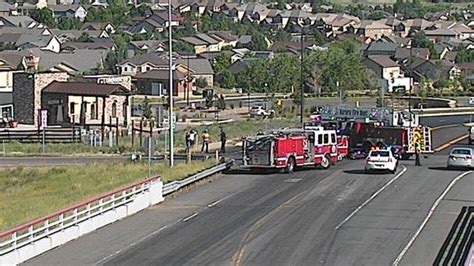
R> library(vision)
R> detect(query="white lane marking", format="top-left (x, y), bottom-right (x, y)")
top-left (393, 170), bottom-right (473, 266)
top-left (207, 194), bottom-right (233, 208)
top-left (182, 212), bottom-right (199, 222)
top-left (95, 224), bottom-right (171, 264)
top-left (335, 165), bottom-right (408, 231)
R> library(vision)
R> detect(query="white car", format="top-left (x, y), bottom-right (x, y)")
top-left (447, 147), bottom-right (473, 169)
top-left (249, 106), bottom-right (274, 117)
top-left (365, 149), bottom-right (398, 174)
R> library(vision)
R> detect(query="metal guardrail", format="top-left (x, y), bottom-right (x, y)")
top-left (162, 160), bottom-right (234, 196)
top-left (0, 176), bottom-right (159, 256)
top-left (434, 206), bottom-right (474, 265)
top-left (0, 127), bottom-right (81, 143)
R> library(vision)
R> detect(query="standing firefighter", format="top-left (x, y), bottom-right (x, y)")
top-left (201, 129), bottom-right (210, 153)
top-left (220, 128), bottom-right (227, 153)
top-left (415, 142), bottom-right (422, 166)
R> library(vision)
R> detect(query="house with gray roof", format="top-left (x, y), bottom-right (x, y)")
top-left (0, 2), bottom-right (13, 16)
top-left (175, 58), bottom-right (214, 87)
top-left (117, 53), bottom-right (169, 76)
top-left (0, 52), bottom-right (29, 118)
top-left (49, 5), bottom-right (88, 21)
top-left (363, 42), bottom-right (398, 57)
top-left (363, 56), bottom-right (401, 79)
top-left (0, 15), bottom-right (42, 28)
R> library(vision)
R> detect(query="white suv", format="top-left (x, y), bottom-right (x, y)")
top-left (365, 148), bottom-right (398, 174)
top-left (249, 106), bottom-right (274, 117)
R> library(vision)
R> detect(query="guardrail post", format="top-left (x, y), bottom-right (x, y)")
top-left (11, 232), bottom-right (17, 249)
top-left (73, 208), bottom-right (78, 224)
top-left (111, 194), bottom-right (115, 208)
top-left (59, 214), bottom-right (64, 228)
top-left (86, 203), bottom-right (91, 219)
top-left (44, 219), bottom-right (49, 234)
top-left (215, 150), bottom-right (219, 163)
top-left (28, 225), bottom-right (33, 242)
top-left (99, 199), bottom-right (104, 213)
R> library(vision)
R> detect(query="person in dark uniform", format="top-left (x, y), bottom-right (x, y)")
top-left (415, 143), bottom-right (422, 166)
top-left (220, 128), bottom-right (227, 153)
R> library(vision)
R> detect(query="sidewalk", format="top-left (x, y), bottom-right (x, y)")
top-left (401, 171), bottom-right (474, 264)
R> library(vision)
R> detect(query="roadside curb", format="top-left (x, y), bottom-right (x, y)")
top-left (434, 134), bottom-right (469, 152)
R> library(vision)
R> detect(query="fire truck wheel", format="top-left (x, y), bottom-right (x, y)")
top-left (320, 155), bottom-right (330, 169)
top-left (285, 157), bottom-right (295, 173)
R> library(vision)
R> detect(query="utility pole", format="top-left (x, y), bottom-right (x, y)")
top-left (408, 46), bottom-right (412, 129)
top-left (300, 31), bottom-right (304, 124)
top-left (168, 0), bottom-right (174, 167)
top-left (186, 53), bottom-right (190, 106)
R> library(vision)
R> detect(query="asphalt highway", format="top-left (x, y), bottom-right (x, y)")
top-left (26, 155), bottom-right (473, 265)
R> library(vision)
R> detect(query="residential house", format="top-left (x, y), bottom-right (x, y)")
top-left (0, 2), bottom-right (13, 16)
top-left (350, 20), bottom-right (393, 40)
top-left (314, 13), bottom-right (359, 37)
top-left (378, 18), bottom-right (406, 37)
top-left (16, 35), bottom-right (62, 53)
top-left (0, 15), bottom-right (43, 28)
top-left (208, 31), bottom-right (238, 49)
top-left (129, 12), bottom-right (182, 34)
top-left (181, 33), bottom-right (222, 54)
top-left (456, 63), bottom-right (474, 76)
top-left (41, 81), bottom-right (131, 126)
top-left (134, 69), bottom-right (187, 98)
top-left (412, 59), bottom-right (461, 82)
top-left (175, 58), bottom-right (214, 87)
top-left (51, 29), bottom-right (110, 42)
top-left (229, 58), bottom-right (256, 76)
top-left (425, 29), bottom-right (460, 42)
top-left (228, 3), bottom-right (268, 22)
top-left (363, 56), bottom-right (401, 80)
top-left (394, 47), bottom-right (431, 63)
top-left (60, 41), bottom-right (115, 52)
top-left (49, 5), bottom-right (88, 21)
top-left (116, 53), bottom-right (168, 76)
top-left (272, 9), bottom-right (313, 29)
top-left (431, 21), bottom-right (474, 40)
top-left (402, 19), bottom-right (434, 35)
top-left (230, 48), bottom-right (250, 63)
top-left (81, 22), bottom-right (116, 33)
top-left (363, 55), bottom-right (411, 93)
top-left (127, 40), bottom-right (165, 57)
top-left (0, 53), bottom-right (31, 118)
top-left (362, 42), bottom-right (398, 57)
top-left (13, 72), bottom-right (70, 125)
top-left (26, 48), bottom-right (108, 74)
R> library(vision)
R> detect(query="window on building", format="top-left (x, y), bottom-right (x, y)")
top-left (70, 102), bottom-right (75, 114)
top-left (151, 82), bottom-right (163, 96)
top-left (91, 102), bottom-right (98, 120)
top-left (323, 134), bottom-right (329, 144)
top-left (317, 134), bottom-right (323, 145)
top-left (331, 133), bottom-right (336, 144)
top-left (112, 101), bottom-right (117, 118)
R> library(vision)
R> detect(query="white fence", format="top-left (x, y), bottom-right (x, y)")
top-left (0, 160), bottom-right (233, 265)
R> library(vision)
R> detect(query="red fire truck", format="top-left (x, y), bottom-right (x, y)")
top-left (242, 128), bottom-right (339, 172)
top-left (342, 121), bottom-right (432, 159)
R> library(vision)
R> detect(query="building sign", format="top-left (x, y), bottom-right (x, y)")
top-left (469, 97), bottom-right (474, 105)
top-left (39, 109), bottom-right (48, 130)
top-left (97, 76), bottom-right (131, 85)
top-left (319, 106), bottom-right (391, 122)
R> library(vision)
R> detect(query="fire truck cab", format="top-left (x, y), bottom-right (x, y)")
top-left (303, 126), bottom-right (339, 167)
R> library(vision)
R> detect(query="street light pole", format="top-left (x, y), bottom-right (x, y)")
top-left (186, 53), bottom-right (190, 106)
top-left (168, 0), bottom-right (174, 167)
top-left (300, 31), bottom-right (304, 124)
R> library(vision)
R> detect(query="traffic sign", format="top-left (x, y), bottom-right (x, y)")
top-left (469, 97), bottom-right (474, 105)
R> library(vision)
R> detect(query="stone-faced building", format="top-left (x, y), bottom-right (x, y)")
top-left (13, 72), bottom-right (69, 125)
top-left (41, 81), bottom-right (131, 127)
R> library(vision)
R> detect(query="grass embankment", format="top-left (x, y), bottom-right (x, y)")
top-left (163, 119), bottom-right (301, 151)
top-left (0, 119), bottom-right (300, 156)
top-left (0, 160), bottom-right (214, 232)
